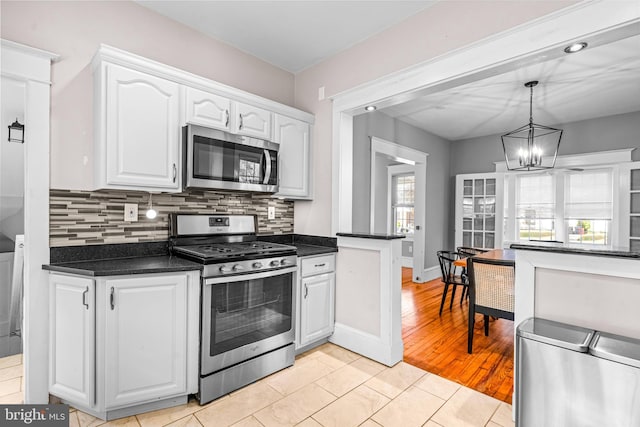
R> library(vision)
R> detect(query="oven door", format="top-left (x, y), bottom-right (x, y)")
top-left (201, 266), bottom-right (296, 375)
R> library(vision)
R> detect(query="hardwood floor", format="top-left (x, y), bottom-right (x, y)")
top-left (401, 267), bottom-right (514, 403)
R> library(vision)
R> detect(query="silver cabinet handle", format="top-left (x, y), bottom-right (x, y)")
top-left (172, 163), bottom-right (177, 183)
top-left (304, 283), bottom-right (308, 298)
top-left (239, 113), bottom-right (243, 130)
top-left (225, 109), bottom-right (229, 127)
top-left (82, 287), bottom-right (89, 310)
top-left (315, 263), bottom-right (326, 268)
top-left (263, 150), bottom-right (272, 185)
top-left (110, 287), bottom-right (115, 310)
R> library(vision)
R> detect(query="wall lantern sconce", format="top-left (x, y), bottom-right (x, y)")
top-left (501, 81), bottom-right (563, 171)
top-left (8, 119), bottom-right (24, 143)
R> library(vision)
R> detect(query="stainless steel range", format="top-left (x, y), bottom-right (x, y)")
top-left (169, 214), bottom-right (297, 405)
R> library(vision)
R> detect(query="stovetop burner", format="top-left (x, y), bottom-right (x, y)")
top-left (173, 240), bottom-right (296, 261)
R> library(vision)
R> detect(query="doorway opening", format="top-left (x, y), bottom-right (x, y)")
top-left (0, 76), bottom-right (25, 359)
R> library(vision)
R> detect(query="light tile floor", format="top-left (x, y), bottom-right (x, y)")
top-left (0, 344), bottom-right (514, 427)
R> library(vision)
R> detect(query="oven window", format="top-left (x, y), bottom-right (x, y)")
top-left (210, 273), bottom-right (292, 356)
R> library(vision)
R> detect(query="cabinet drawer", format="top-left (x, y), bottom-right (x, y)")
top-left (301, 255), bottom-right (335, 278)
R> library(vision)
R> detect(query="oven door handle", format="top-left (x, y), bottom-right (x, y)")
top-left (204, 265), bottom-right (297, 286)
top-left (262, 150), bottom-right (272, 185)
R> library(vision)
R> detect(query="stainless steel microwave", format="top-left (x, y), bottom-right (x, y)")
top-left (183, 124), bottom-right (279, 193)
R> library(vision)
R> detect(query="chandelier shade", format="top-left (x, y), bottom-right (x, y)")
top-left (501, 81), bottom-right (562, 171)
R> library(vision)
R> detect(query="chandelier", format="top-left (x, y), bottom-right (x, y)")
top-left (501, 81), bottom-right (562, 171)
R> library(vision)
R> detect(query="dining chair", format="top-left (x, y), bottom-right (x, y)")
top-left (456, 246), bottom-right (489, 258)
top-left (467, 257), bottom-right (515, 354)
top-left (436, 250), bottom-right (468, 316)
top-left (454, 246), bottom-right (487, 299)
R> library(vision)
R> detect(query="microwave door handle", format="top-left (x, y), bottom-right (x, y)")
top-left (263, 150), bottom-right (272, 185)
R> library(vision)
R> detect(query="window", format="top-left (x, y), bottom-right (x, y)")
top-left (513, 168), bottom-right (614, 246)
top-left (516, 174), bottom-right (556, 241)
top-left (564, 169), bottom-right (612, 245)
top-left (392, 174), bottom-right (415, 235)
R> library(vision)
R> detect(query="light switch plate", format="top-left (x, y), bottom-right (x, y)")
top-left (268, 206), bottom-right (276, 220)
top-left (124, 203), bottom-right (138, 222)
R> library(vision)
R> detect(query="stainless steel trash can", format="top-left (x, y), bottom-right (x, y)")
top-left (516, 318), bottom-right (640, 427)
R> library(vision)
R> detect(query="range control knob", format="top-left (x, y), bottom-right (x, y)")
top-left (269, 260), bottom-right (281, 267)
top-left (219, 265), bottom-right (232, 273)
top-left (232, 264), bottom-right (245, 271)
top-left (252, 262), bottom-right (263, 269)
top-left (280, 258), bottom-right (291, 266)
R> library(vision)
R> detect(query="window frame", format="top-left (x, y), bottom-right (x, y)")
top-left (506, 165), bottom-right (619, 248)
top-left (390, 172), bottom-right (415, 236)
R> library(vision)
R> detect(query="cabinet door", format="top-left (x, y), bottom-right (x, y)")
top-left (299, 272), bottom-right (335, 347)
top-left (455, 173), bottom-right (504, 249)
top-left (235, 102), bottom-right (272, 140)
top-left (104, 274), bottom-right (187, 408)
top-left (274, 115), bottom-right (311, 199)
top-left (104, 64), bottom-right (181, 190)
top-left (49, 274), bottom-right (95, 408)
top-left (184, 87), bottom-right (231, 131)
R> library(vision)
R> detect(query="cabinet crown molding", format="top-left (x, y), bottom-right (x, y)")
top-left (91, 44), bottom-right (314, 124)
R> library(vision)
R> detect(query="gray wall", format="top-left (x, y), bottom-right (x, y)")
top-left (352, 111), bottom-right (452, 270)
top-left (448, 110), bottom-right (640, 246)
top-left (450, 111), bottom-right (640, 176)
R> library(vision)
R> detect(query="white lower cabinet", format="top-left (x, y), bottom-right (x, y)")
top-left (296, 254), bottom-right (336, 349)
top-left (49, 271), bottom-right (199, 420)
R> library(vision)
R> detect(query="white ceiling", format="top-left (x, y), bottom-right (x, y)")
top-left (382, 34), bottom-right (640, 141)
top-left (135, 0), bottom-right (435, 73)
top-left (135, 1), bottom-right (640, 141)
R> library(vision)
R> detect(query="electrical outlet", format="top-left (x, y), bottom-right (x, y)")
top-left (124, 203), bottom-right (138, 222)
top-left (268, 206), bottom-right (276, 220)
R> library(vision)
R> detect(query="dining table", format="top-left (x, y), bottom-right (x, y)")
top-left (454, 248), bottom-right (516, 267)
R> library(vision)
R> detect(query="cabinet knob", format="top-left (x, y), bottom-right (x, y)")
top-left (110, 287), bottom-right (115, 310)
top-left (172, 163), bottom-right (177, 183)
top-left (225, 109), bottom-right (229, 127)
top-left (239, 114), bottom-right (244, 130)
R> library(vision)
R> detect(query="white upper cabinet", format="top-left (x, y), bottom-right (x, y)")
top-left (234, 102), bottom-right (272, 140)
top-left (274, 115), bottom-right (311, 199)
top-left (92, 45), bottom-right (313, 193)
top-left (95, 63), bottom-right (181, 191)
top-left (184, 87), bottom-right (231, 131)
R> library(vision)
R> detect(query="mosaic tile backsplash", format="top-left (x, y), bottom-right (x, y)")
top-left (50, 189), bottom-right (294, 247)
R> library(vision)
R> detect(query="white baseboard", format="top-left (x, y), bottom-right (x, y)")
top-left (329, 323), bottom-right (403, 367)
top-left (412, 265), bottom-right (440, 283)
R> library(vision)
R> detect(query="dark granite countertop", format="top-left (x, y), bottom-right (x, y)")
top-left (43, 255), bottom-right (202, 277)
top-left (44, 241), bottom-right (202, 277)
top-left (336, 232), bottom-right (406, 240)
top-left (510, 242), bottom-right (640, 259)
top-left (44, 235), bottom-right (338, 277)
top-left (295, 243), bottom-right (338, 257)
top-left (258, 233), bottom-right (338, 257)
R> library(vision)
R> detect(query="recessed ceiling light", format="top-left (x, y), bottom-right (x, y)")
top-left (365, 105), bottom-right (377, 112)
top-left (564, 42), bottom-right (588, 54)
